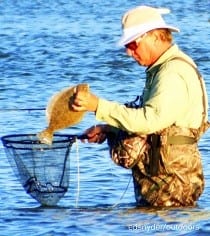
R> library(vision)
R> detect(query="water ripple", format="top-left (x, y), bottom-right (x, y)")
top-left (0, 0), bottom-right (210, 235)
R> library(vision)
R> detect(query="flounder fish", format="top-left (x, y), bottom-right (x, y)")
top-left (37, 83), bottom-right (89, 145)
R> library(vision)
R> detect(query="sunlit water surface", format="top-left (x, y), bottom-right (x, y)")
top-left (0, 0), bottom-right (210, 235)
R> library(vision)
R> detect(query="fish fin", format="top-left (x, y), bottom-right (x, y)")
top-left (37, 128), bottom-right (53, 145)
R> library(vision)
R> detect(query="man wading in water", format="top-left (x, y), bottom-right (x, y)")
top-left (71, 5), bottom-right (209, 206)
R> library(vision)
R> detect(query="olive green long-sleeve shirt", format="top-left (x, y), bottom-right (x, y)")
top-left (95, 44), bottom-right (208, 135)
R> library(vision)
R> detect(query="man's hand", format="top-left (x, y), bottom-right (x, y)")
top-left (82, 124), bottom-right (110, 143)
top-left (71, 86), bottom-right (99, 112)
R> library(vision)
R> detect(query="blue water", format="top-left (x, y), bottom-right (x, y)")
top-left (0, 0), bottom-right (210, 235)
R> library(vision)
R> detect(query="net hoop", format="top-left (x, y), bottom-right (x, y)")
top-left (1, 133), bottom-right (76, 149)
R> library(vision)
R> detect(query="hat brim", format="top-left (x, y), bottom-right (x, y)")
top-left (117, 25), bottom-right (179, 47)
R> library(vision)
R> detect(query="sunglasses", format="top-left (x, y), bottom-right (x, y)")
top-left (125, 33), bottom-right (147, 51)
top-left (125, 41), bottom-right (138, 51)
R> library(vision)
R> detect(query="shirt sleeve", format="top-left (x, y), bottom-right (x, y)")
top-left (95, 66), bottom-right (189, 134)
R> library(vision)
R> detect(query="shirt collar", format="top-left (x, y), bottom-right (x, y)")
top-left (146, 44), bottom-right (179, 73)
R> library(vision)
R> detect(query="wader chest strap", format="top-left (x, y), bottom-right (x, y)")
top-left (148, 134), bottom-right (161, 176)
top-left (166, 135), bottom-right (196, 145)
top-left (169, 57), bottom-right (208, 136)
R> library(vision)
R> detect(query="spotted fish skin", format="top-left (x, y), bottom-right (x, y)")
top-left (37, 83), bottom-right (89, 145)
top-left (37, 127), bottom-right (54, 145)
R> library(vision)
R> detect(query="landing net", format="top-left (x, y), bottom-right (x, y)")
top-left (1, 134), bottom-right (76, 206)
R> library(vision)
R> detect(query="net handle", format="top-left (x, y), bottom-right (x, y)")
top-left (76, 133), bottom-right (88, 140)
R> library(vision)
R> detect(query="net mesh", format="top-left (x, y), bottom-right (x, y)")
top-left (1, 134), bottom-right (76, 206)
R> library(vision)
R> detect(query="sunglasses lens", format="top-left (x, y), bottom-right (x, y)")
top-left (125, 41), bottom-right (137, 50)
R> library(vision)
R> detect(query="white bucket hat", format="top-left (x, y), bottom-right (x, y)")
top-left (118, 6), bottom-right (179, 46)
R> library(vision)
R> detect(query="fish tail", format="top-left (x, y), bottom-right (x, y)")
top-left (37, 128), bottom-right (53, 145)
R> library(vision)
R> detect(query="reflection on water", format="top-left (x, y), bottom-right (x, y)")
top-left (0, 0), bottom-right (210, 235)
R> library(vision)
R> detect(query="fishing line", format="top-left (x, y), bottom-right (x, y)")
top-left (110, 172), bottom-right (132, 209)
top-left (1, 107), bottom-right (210, 112)
top-left (75, 138), bottom-right (80, 208)
top-left (72, 137), bottom-right (132, 209)
top-left (0, 108), bottom-right (45, 112)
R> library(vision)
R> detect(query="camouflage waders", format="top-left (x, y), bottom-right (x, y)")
top-left (132, 125), bottom-right (204, 207)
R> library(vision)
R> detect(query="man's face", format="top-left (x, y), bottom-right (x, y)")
top-left (125, 32), bottom-right (159, 67)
